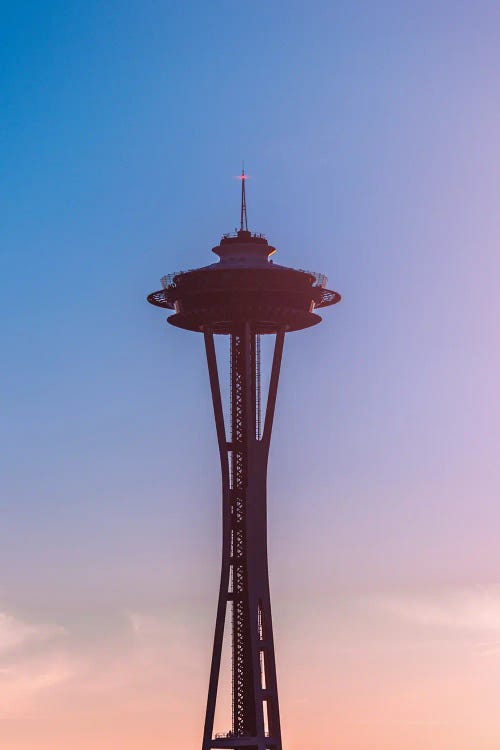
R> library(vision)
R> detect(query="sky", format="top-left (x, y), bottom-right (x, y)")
top-left (0, 0), bottom-right (499, 748)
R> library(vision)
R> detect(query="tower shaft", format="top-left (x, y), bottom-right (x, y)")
top-left (203, 325), bottom-right (284, 750)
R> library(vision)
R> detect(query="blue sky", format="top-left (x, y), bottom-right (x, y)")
top-left (0, 1), bottom-right (499, 747)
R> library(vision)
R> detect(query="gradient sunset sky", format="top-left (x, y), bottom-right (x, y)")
top-left (1, 1), bottom-right (499, 748)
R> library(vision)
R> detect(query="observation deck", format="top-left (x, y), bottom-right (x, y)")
top-left (147, 229), bottom-right (340, 334)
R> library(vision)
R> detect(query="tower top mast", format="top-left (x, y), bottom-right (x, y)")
top-left (239, 165), bottom-right (248, 232)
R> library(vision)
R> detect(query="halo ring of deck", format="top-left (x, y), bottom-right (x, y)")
top-left (147, 262), bottom-right (340, 334)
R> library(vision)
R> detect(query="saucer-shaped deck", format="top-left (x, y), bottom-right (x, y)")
top-left (147, 230), bottom-right (340, 334)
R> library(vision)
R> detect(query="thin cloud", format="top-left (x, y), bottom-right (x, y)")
top-left (0, 611), bottom-right (65, 653)
top-left (373, 585), bottom-right (500, 632)
top-left (0, 610), bottom-right (73, 717)
top-left (0, 652), bottom-right (76, 714)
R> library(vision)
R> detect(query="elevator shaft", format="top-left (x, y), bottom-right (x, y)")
top-left (230, 326), bottom-right (256, 735)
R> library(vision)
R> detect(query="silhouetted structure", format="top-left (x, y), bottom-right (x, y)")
top-left (147, 173), bottom-right (340, 749)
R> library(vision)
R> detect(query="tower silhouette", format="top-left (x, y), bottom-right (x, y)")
top-left (147, 173), bottom-right (340, 749)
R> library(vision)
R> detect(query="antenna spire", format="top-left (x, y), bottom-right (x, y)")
top-left (240, 165), bottom-right (248, 232)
